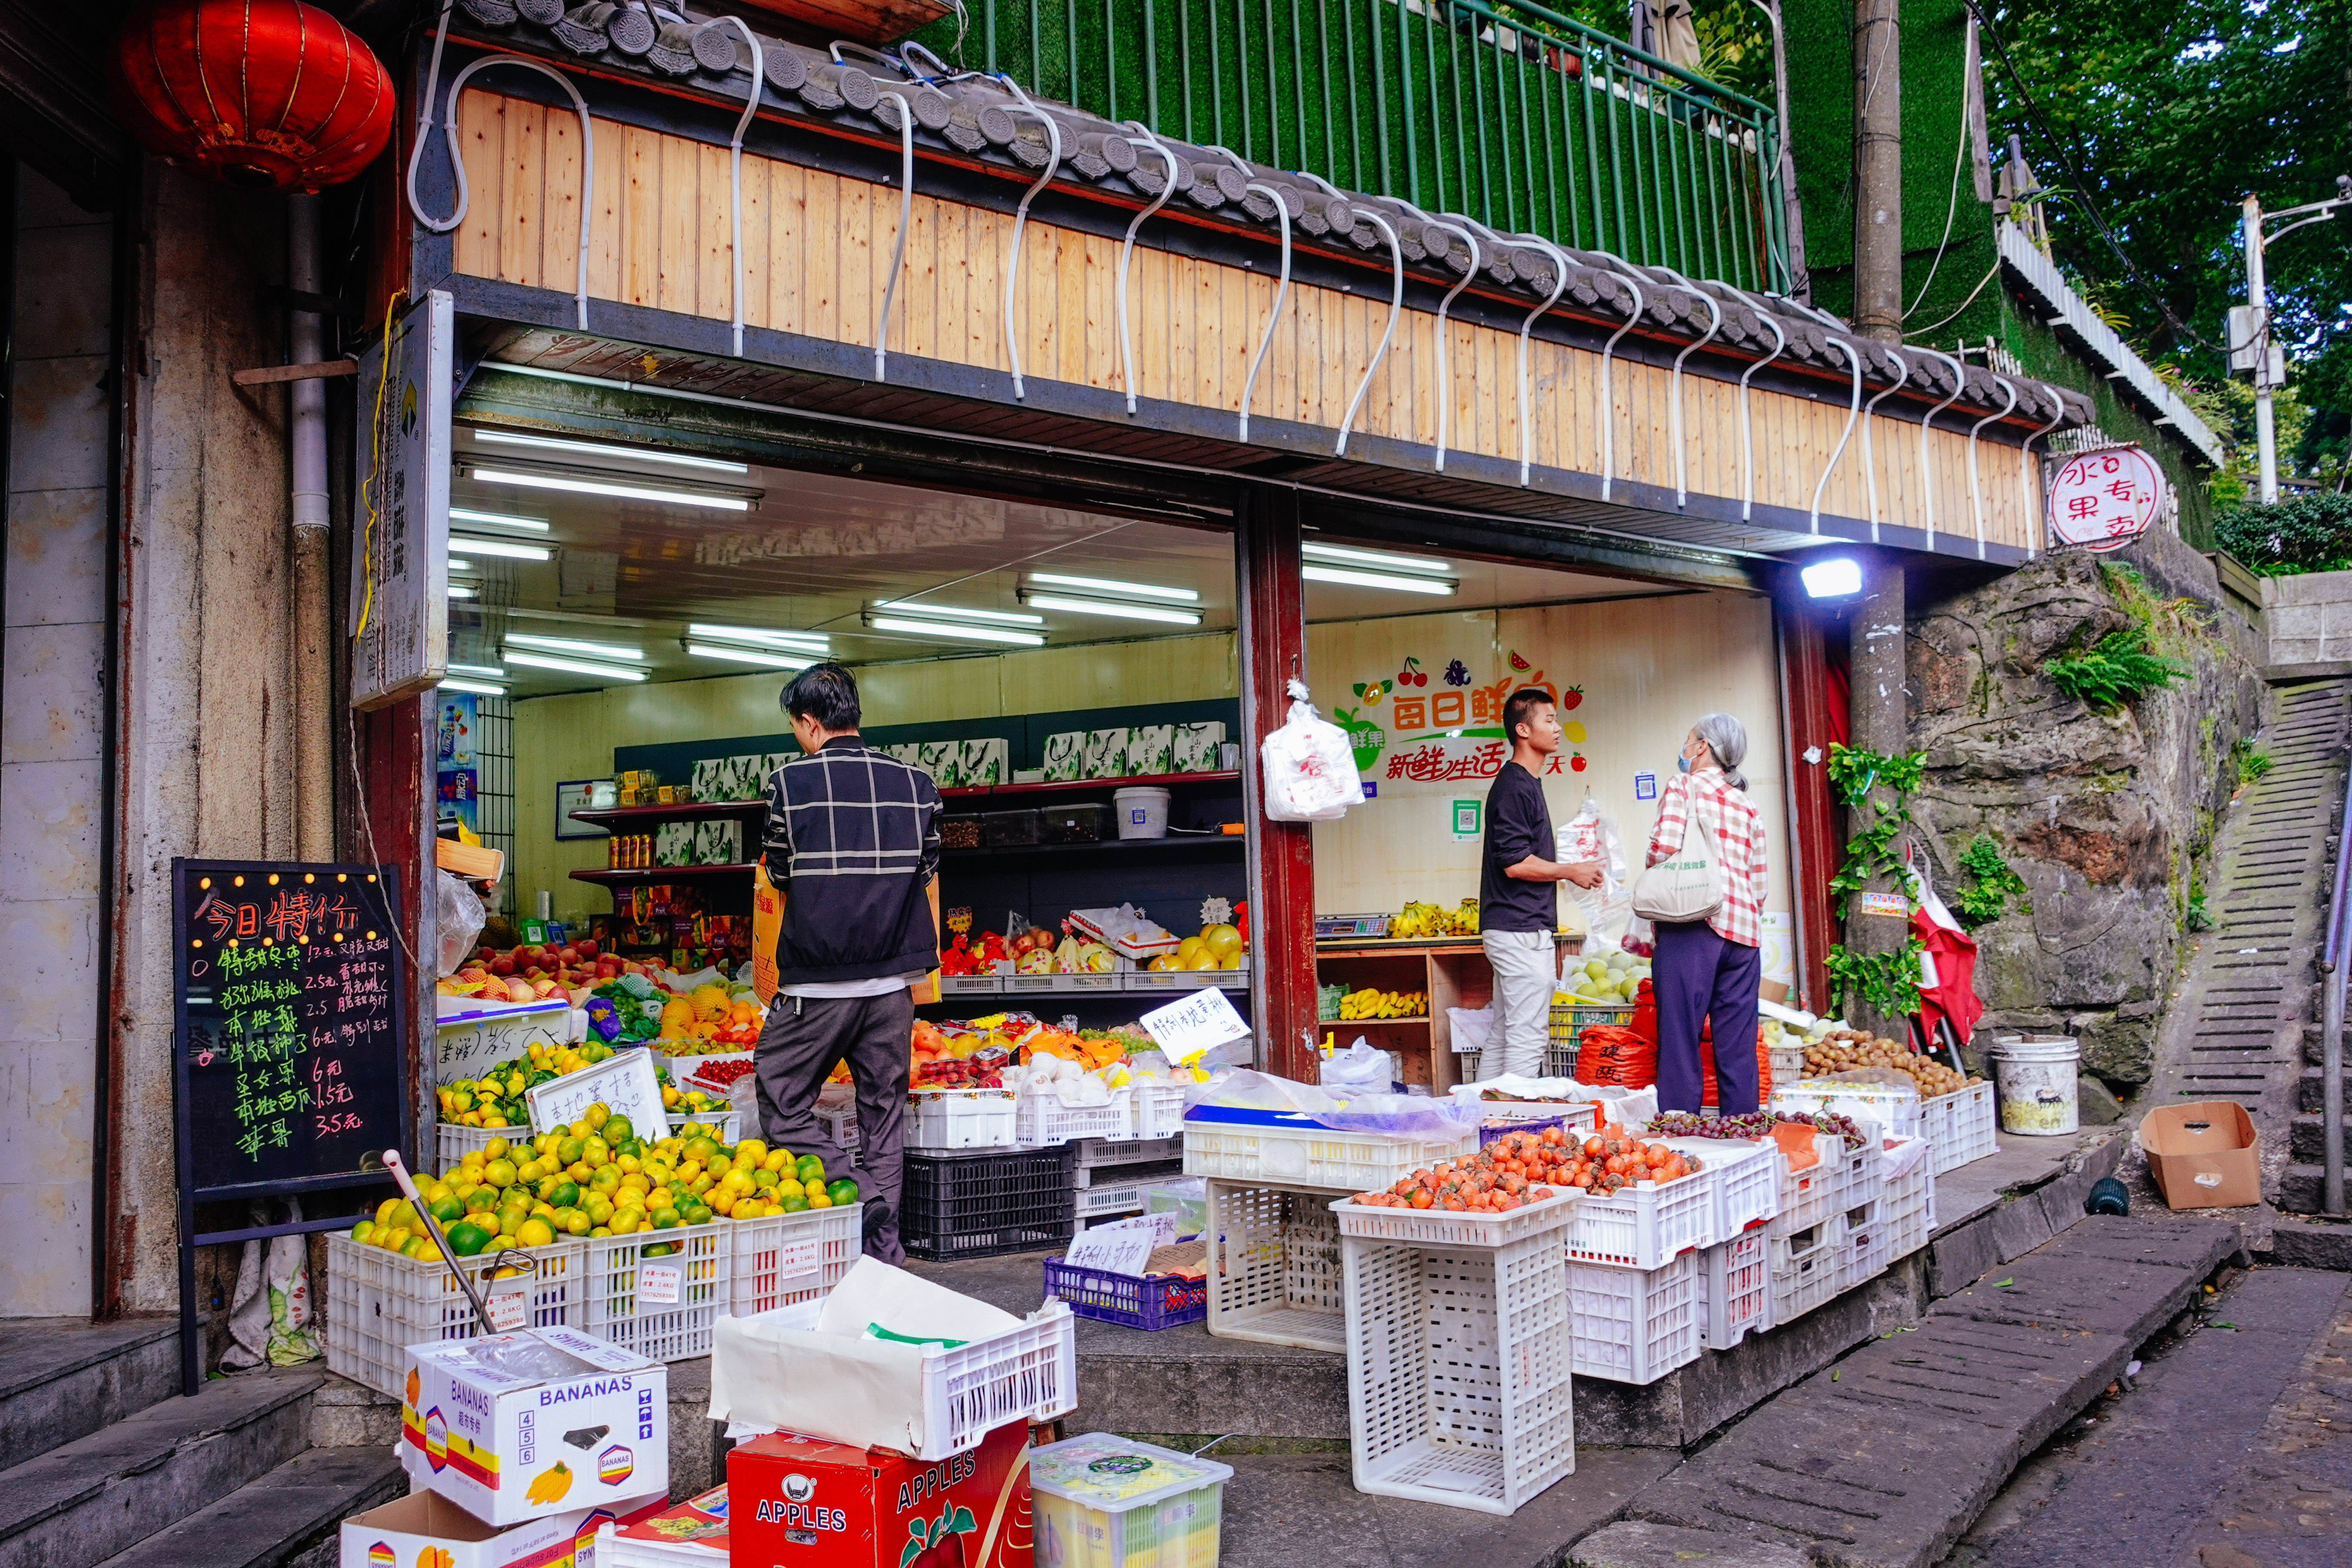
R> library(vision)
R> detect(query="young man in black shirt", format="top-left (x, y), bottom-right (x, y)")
top-left (1479, 688), bottom-right (1605, 1079)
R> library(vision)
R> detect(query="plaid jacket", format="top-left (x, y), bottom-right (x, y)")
top-left (1645, 768), bottom-right (1768, 948)
top-left (759, 737), bottom-right (943, 984)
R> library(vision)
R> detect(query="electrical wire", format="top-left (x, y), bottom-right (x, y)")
top-left (1858, 344), bottom-right (1909, 539)
top-left (1335, 210), bottom-right (1405, 458)
top-left (870, 88), bottom-right (916, 381)
top-left (1116, 125), bottom-right (1182, 416)
top-left (709, 16), bottom-right (764, 357)
top-left (1903, 81), bottom-right (1971, 320)
top-left (1966, 374), bottom-right (2018, 556)
top-left (1809, 336), bottom-right (1864, 533)
top-left (996, 77), bottom-right (1063, 401)
top-left (1736, 304), bottom-right (1786, 521)
top-left (1902, 260), bottom-right (1999, 340)
top-left (1908, 345), bottom-right (1967, 549)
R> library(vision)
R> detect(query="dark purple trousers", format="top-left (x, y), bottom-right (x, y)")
top-left (1654, 919), bottom-right (1763, 1115)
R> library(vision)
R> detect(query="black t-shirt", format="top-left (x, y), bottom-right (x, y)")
top-left (1480, 760), bottom-right (1557, 933)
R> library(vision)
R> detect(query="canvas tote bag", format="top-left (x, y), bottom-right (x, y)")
top-left (1630, 790), bottom-right (1727, 922)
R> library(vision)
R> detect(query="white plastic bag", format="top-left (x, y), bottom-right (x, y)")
top-left (1320, 1038), bottom-right (1392, 1091)
top-left (1259, 679), bottom-right (1364, 822)
top-left (1446, 1005), bottom-right (1494, 1058)
top-left (434, 870), bottom-right (487, 977)
top-left (1557, 795), bottom-right (1628, 929)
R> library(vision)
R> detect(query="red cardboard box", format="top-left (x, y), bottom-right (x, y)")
top-left (728, 1421), bottom-right (1033, 1568)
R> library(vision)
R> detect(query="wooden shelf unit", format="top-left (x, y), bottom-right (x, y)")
top-left (1316, 935), bottom-right (1583, 1093)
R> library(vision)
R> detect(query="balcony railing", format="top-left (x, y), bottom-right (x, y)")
top-left (926, 0), bottom-right (1791, 294)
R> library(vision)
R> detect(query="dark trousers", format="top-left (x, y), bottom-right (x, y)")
top-left (1654, 920), bottom-right (1762, 1116)
top-left (753, 988), bottom-right (913, 1263)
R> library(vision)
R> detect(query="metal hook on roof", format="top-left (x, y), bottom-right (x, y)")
top-left (1908, 346), bottom-right (1967, 552)
top-left (1398, 205), bottom-right (1480, 473)
top-left (1584, 252), bottom-right (1649, 503)
top-left (706, 15), bottom-right (764, 357)
top-left (871, 88), bottom-right (916, 382)
top-left (1335, 208), bottom-right (1405, 459)
top-left (1643, 262), bottom-right (1722, 507)
top-left (2018, 391), bottom-right (2068, 563)
top-left (1737, 308), bottom-right (1786, 522)
top-left (1117, 123), bottom-right (1182, 417)
top-left (1859, 344), bottom-right (1910, 542)
top-left (1967, 375), bottom-right (2020, 559)
top-left (1809, 336), bottom-right (1865, 534)
top-left (996, 77), bottom-right (1063, 400)
top-left (1237, 183), bottom-right (1293, 444)
top-left (1443, 213), bottom-right (1572, 487)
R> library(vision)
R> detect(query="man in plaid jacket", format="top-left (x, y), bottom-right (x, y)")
top-left (753, 662), bottom-right (941, 1262)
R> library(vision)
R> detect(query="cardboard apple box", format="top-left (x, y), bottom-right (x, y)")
top-left (727, 1419), bottom-right (1035, 1568)
top-left (401, 1326), bottom-right (669, 1527)
top-left (340, 1487), bottom-right (665, 1568)
top-left (2141, 1100), bottom-right (2262, 1210)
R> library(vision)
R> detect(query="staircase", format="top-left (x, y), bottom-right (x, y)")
top-left (0, 1318), bottom-right (403, 1568)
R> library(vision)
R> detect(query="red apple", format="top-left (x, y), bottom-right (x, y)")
top-left (577, 939), bottom-right (600, 957)
top-left (1570, 754), bottom-right (1588, 772)
top-left (489, 957), bottom-right (515, 976)
top-left (558, 945), bottom-right (580, 964)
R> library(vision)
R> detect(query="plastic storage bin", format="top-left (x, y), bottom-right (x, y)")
top-left (1128, 1081), bottom-right (1188, 1140)
top-left (1921, 1081), bottom-right (1997, 1175)
top-left (1473, 1098), bottom-right (1601, 1137)
top-left (900, 1145), bottom-right (1078, 1261)
top-left (906, 1088), bottom-right (1020, 1151)
top-left (1144, 1176), bottom-right (1207, 1237)
top-left (724, 1204), bottom-right (861, 1317)
top-left (1771, 1125), bottom-right (1881, 1235)
top-left (1339, 1196), bottom-right (1580, 1513)
top-left (1017, 1087), bottom-right (1133, 1147)
top-left (1204, 1180), bottom-right (1346, 1352)
top-left (322, 1234), bottom-right (585, 1399)
top-left (982, 808), bottom-right (1043, 846)
top-left (1656, 1135), bottom-right (1779, 1243)
top-left (1774, 1081), bottom-right (1922, 1139)
top-left (1767, 1216), bottom-right (1845, 1327)
top-left (1039, 802), bottom-right (1112, 843)
top-left (1076, 1178), bottom-right (1154, 1223)
top-left (1030, 1433), bottom-right (1232, 1568)
top-left (1182, 1113), bottom-right (1476, 1191)
top-left (1042, 1257), bottom-right (1209, 1330)
top-left (1563, 1167), bottom-right (1713, 1269)
top-left (1566, 1250), bottom-right (1702, 1384)
top-left (1699, 1229), bottom-right (1772, 1350)
top-left (583, 1221), bottom-right (729, 1362)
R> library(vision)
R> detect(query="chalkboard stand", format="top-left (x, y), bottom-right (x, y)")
top-left (170, 860), bottom-right (414, 1396)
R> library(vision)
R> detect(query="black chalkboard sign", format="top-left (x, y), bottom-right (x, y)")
top-left (171, 860), bottom-right (413, 1197)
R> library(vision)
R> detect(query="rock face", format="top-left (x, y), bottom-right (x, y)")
top-left (1905, 538), bottom-right (2267, 1092)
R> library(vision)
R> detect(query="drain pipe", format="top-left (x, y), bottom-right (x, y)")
top-left (288, 196), bottom-right (334, 860)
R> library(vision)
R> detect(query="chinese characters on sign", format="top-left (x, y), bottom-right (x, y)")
top-left (2046, 445), bottom-right (2165, 553)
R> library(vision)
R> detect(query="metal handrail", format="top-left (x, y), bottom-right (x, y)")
top-left (934, 0), bottom-right (1791, 293)
top-left (2321, 752), bottom-right (2352, 1213)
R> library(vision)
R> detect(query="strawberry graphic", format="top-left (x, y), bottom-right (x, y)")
top-left (1561, 684), bottom-right (1584, 710)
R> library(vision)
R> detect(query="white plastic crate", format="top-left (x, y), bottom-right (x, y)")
top-left (1330, 1188), bottom-right (1582, 1248)
top-left (322, 1233), bottom-right (585, 1400)
top-left (1562, 1167), bottom-right (1712, 1269)
top-left (1654, 1136), bottom-right (1779, 1244)
top-left (1699, 1230), bottom-right (1772, 1350)
top-left (1767, 1216), bottom-right (1844, 1327)
top-left (434, 1110), bottom-right (738, 1169)
top-left (1771, 1127), bottom-right (1880, 1236)
top-left (1852, 1140), bottom-right (1936, 1280)
top-left (1008, 971), bottom-right (1122, 994)
top-left (1128, 1080), bottom-right (1188, 1139)
top-left (1204, 1179), bottom-right (1347, 1353)
top-left (583, 1221), bottom-right (730, 1362)
top-left (1471, 1098), bottom-right (1602, 1137)
top-left (813, 1101), bottom-right (859, 1153)
top-left (1077, 1134), bottom-right (1183, 1170)
top-left (1342, 1225), bottom-right (1576, 1513)
top-left (1183, 1120), bottom-right (1476, 1191)
top-left (1076, 1179), bottom-right (1151, 1222)
top-left (724, 1204), bottom-right (860, 1317)
top-left (1773, 1080), bottom-right (1922, 1139)
top-left (1016, 1086), bottom-right (1133, 1147)
top-left (668, 1109), bottom-right (741, 1144)
top-left (906, 1088), bottom-right (1020, 1151)
top-left (1567, 1250), bottom-right (1701, 1384)
top-left (1921, 1081), bottom-right (1997, 1176)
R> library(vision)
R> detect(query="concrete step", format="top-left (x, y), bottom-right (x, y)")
top-left (2277, 1162), bottom-right (2329, 1213)
top-left (2265, 1213), bottom-right (2352, 1270)
top-left (89, 1447), bottom-right (404, 1568)
top-left (0, 1319), bottom-right (182, 1470)
top-left (2288, 1115), bottom-right (2352, 1161)
top-left (2292, 1066), bottom-right (2352, 1112)
top-left (0, 1369), bottom-right (323, 1568)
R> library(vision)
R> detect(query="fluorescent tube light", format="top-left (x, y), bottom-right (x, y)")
top-left (1302, 541), bottom-right (1453, 575)
top-left (872, 600), bottom-right (1044, 626)
top-left (866, 615), bottom-right (1046, 647)
top-left (1026, 572), bottom-right (1199, 603)
top-left (1021, 592), bottom-right (1203, 626)
top-left (449, 662), bottom-right (507, 677)
top-left (449, 507), bottom-right (549, 532)
top-left (449, 536), bottom-right (552, 561)
top-left (472, 467), bottom-right (752, 512)
top-left (501, 649), bottom-right (649, 681)
top-left (1800, 558), bottom-right (1864, 599)
top-left (472, 429), bottom-right (750, 473)
top-left (1302, 564), bottom-right (1457, 596)
top-left (448, 584), bottom-right (477, 599)
top-left (686, 641), bottom-right (812, 670)
top-left (687, 623), bottom-right (831, 652)
top-left (505, 632), bottom-right (644, 660)
top-left (440, 677), bottom-right (508, 695)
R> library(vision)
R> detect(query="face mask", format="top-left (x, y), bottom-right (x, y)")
top-left (1676, 753), bottom-right (1692, 773)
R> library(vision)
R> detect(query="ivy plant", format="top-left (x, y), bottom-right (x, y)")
top-left (1825, 742), bottom-right (1931, 1019)
top-left (2230, 739), bottom-right (2272, 784)
top-left (1826, 937), bottom-right (1927, 1018)
top-left (1951, 834), bottom-right (2032, 929)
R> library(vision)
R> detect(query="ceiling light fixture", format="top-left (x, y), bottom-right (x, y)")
top-left (501, 649), bottom-right (649, 682)
top-left (685, 641), bottom-right (813, 670)
top-left (1800, 557), bottom-right (1864, 599)
top-left (1026, 572), bottom-right (1199, 603)
top-left (471, 429), bottom-right (750, 473)
top-left (505, 632), bottom-right (645, 661)
top-left (864, 614), bottom-right (1047, 647)
top-left (439, 677), bottom-right (508, 695)
top-left (471, 467), bottom-right (753, 512)
top-left (1019, 591), bottom-right (1203, 627)
top-left (871, 600), bottom-right (1044, 626)
top-left (448, 536), bottom-right (553, 561)
top-left (449, 507), bottom-right (550, 533)
top-left (448, 584), bottom-right (477, 599)
top-left (686, 623), bottom-right (831, 653)
top-left (449, 662), bottom-right (507, 678)
top-left (1301, 564), bottom-right (1458, 596)
top-left (1301, 541), bottom-right (1453, 576)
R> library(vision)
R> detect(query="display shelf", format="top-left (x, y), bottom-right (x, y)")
top-left (939, 770), bottom-right (1239, 799)
top-left (569, 800), bottom-right (769, 828)
top-left (943, 836), bottom-right (1243, 861)
top-left (569, 863), bottom-right (756, 886)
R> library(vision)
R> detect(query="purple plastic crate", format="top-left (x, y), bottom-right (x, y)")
top-left (1041, 1257), bottom-right (1208, 1331)
top-left (1480, 1114), bottom-right (1567, 1148)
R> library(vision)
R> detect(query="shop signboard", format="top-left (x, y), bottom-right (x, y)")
top-left (2046, 444), bottom-right (2165, 553)
top-left (351, 289), bottom-right (452, 710)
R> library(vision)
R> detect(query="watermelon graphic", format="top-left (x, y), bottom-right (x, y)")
top-left (1509, 651), bottom-right (1530, 672)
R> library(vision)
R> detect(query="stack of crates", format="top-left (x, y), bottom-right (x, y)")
top-left (1844, 1136), bottom-right (1933, 1284)
top-left (1767, 1122), bottom-right (1884, 1326)
top-left (1072, 1135), bottom-right (1184, 1227)
top-left (900, 1145), bottom-right (1078, 1261)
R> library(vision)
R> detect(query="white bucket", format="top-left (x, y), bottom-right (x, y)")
top-left (1113, 786), bottom-right (1171, 839)
top-left (1988, 1034), bottom-right (2079, 1136)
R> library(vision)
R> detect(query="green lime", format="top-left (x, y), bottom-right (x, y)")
top-left (446, 1221), bottom-right (491, 1256)
top-left (550, 1181), bottom-right (581, 1210)
top-left (827, 1179), bottom-right (860, 1208)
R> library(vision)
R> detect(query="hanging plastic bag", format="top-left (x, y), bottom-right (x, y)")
top-left (1320, 1038), bottom-right (1393, 1092)
top-left (1557, 795), bottom-right (1628, 929)
top-left (1259, 679), bottom-right (1364, 822)
top-left (434, 870), bottom-right (487, 977)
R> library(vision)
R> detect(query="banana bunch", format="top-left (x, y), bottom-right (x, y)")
top-left (1338, 987), bottom-right (1428, 1020)
top-left (1391, 899), bottom-right (1482, 939)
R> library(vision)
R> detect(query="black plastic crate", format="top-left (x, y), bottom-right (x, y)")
top-left (900, 1145), bottom-right (1077, 1262)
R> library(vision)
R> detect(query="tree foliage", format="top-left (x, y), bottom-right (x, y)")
top-left (2212, 492), bottom-right (2352, 576)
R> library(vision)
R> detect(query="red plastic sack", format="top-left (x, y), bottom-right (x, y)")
top-left (1575, 1024), bottom-right (1657, 1090)
top-left (1699, 1022), bottom-right (1770, 1107)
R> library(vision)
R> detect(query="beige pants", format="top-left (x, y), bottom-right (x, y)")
top-left (1480, 929), bottom-right (1556, 1081)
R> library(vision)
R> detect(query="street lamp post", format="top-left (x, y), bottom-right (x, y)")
top-left (2239, 177), bottom-right (2351, 505)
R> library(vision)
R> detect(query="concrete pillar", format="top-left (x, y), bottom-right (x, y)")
top-left (1843, 557), bottom-right (1909, 1039)
top-left (1852, 0), bottom-right (1902, 343)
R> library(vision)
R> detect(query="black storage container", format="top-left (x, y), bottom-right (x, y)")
top-left (982, 808), bottom-right (1044, 846)
top-left (899, 1145), bottom-right (1077, 1261)
top-left (1039, 802), bottom-right (1111, 844)
top-left (938, 814), bottom-right (983, 850)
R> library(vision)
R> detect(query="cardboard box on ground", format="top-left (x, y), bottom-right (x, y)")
top-left (2141, 1100), bottom-right (2262, 1210)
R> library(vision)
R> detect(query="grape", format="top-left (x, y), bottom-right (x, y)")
top-left (1642, 1109), bottom-right (1868, 1151)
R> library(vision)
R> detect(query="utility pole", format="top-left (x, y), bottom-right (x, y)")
top-left (2239, 179), bottom-right (2351, 506)
top-left (1851, 0), bottom-right (1902, 343)
top-left (1843, 554), bottom-right (1909, 1040)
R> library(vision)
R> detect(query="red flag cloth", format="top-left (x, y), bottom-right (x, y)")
top-left (1911, 906), bottom-right (1982, 1046)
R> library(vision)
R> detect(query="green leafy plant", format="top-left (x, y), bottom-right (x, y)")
top-left (1951, 834), bottom-right (2032, 929)
top-left (1826, 937), bottom-right (1927, 1019)
top-left (2043, 628), bottom-right (2187, 710)
top-left (2213, 493), bottom-right (2352, 577)
top-left (1824, 744), bottom-right (1928, 919)
top-left (2230, 739), bottom-right (2273, 784)
top-left (2184, 871), bottom-right (2214, 933)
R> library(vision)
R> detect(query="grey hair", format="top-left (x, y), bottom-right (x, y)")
top-left (1693, 712), bottom-right (1749, 790)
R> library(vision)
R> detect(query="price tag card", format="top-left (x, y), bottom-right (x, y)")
top-left (1139, 987), bottom-right (1250, 1067)
top-left (773, 1238), bottom-right (822, 1281)
top-left (1062, 1214), bottom-right (1176, 1277)
top-left (482, 1286), bottom-right (529, 1333)
top-left (637, 1261), bottom-right (683, 1305)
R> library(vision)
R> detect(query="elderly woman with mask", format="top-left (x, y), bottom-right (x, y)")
top-left (1642, 713), bottom-right (1770, 1115)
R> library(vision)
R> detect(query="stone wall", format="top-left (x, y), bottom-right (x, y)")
top-left (2262, 568), bottom-right (2352, 677)
top-left (1905, 535), bottom-right (2269, 1093)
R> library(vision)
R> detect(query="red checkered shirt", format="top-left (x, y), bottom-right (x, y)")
top-left (1645, 768), bottom-right (1768, 948)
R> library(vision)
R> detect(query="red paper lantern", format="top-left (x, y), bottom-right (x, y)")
top-left (111, 0), bottom-right (394, 192)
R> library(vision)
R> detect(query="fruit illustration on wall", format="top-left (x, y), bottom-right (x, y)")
top-left (1561, 684), bottom-right (1584, 710)
top-left (1571, 754), bottom-right (1588, 772)
top-left (1443, 659), bottom-right (1470, 686)
top-left (1509, 651), bottom-right (1531, 672)
top-left (1334, 706), bottom-right (1386, 773)
top-left (1395, 656), bottom-right (1429, 687)
top-left (1564, 721), bottom-right (1586, 744)
top-left (1352, 680), bottom-right (1387, 705)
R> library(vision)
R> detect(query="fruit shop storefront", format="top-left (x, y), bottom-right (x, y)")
top-left (338, 0), bottom-right (2095, 1283)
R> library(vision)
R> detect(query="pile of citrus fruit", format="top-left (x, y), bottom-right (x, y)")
top-left (434, 1041), bottom-right (726, 1129)
top-left (347, 1101), bottom-right (859, 1262)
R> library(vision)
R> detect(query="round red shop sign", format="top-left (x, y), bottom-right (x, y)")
top-left (2046, 445), bottom-right (2165, 552)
